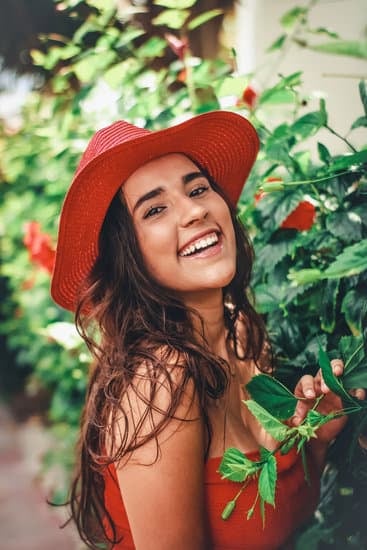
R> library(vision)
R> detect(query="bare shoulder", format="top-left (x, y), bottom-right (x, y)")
top-left (109, 346), bottom-right (208, 550)
top-left (109, 345), bottom-right (202, 462)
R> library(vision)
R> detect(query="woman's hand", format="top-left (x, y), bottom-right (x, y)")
top-left (291, 359), bottom-right (365, 470)
top-left (292, 359), bottom-right (348, 445)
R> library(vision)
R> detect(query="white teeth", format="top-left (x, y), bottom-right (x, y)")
top-left (180, 232), bottom-right (219, 257)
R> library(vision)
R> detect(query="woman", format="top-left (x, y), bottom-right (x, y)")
top-left (51, 111), bottom-right (349, 550)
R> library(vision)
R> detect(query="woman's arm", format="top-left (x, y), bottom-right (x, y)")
top-left (112, 368), bottom-right (209, 550)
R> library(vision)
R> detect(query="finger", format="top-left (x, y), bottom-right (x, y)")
top-left (292, 400), bottom-right (311, 425)
top-left (296, 375), bottom-right (316, 399)
top-left (349, 388), bottom-right (366, 400)
top-left (330, 358), bottom-right (344, 376)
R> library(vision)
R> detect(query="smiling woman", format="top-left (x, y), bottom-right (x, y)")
top-left (51, 111), bottom-right (347, 550)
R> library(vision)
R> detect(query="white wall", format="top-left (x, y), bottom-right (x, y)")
top-left (234, 0), bottom-right (367, 151)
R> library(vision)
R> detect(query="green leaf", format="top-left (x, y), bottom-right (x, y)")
top-left (258, 72), bottom-right (302, 107)
top-left (317, 142), bottom-right (331, 164)
top-left (188, 9), bottom-right (223, 31)
top-left (291, 109), bottom-right (327, 139)
top-left (136, 36), bottom-right (167, 58)
top-left (341, 290), bottom-right (364, 336)
top-left (324, 240), bottom-right (367, 279)
top-left (329, 149), bottom-right (367, 171)
top-left (288, 268), bottom-right (323, 285)
top-left (309, 40), bottom-right (367, 59)
top-left (152, 9), bottom-right (189, 29)
top-left (154, 0), bottom-right (196, 7)
top-left (246, 374), bottom-right (298, 419)
top-left (351, 116), bottom-right (367, 130)
top-left (318, 346), bottom-right (355, 404)
top-left (244, 400), bottom-right (290, 441)
top-left (320, 279), bottom-right (339, 333)
top-left (359, 80), bottom-right (367, 116)
top-left (280, 7), bottom-right (307, 30)
top-left (267, 34), bottom-right (287, 52)
top-left (338, 336), bottom-right (367, 391)
top-left (310, 27), bottom-right (339, 39)
top-left (326, 211), bottom-right (362, 244)
top-left (217, 76), bottom-right (248, 98)
top-left (258, 449), bottom-right (277, 506)
top-left (219, 447), bottom-right (261, 482)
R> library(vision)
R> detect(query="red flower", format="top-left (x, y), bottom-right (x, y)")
top-left (23, 221), bottom-right (56, 274)
top-left (165, 33), bottom-right (188, 61)
top-left (281, 201), bottom-right (316, 231)
top-left (241, 84), bottom-right (258, 109)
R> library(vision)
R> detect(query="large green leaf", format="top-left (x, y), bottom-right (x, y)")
top-left (246, 374), bottom-right (298, 419)
top-left (244, 400), bottom-right (290, 441)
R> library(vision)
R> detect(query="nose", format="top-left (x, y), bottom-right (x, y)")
top-left (179, 195), bottom-right (208, 227)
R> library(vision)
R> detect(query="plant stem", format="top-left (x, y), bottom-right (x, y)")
top-left (324, 124), bottom-right (357, 153)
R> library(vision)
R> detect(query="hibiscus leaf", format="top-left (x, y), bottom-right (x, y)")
top-left (244, 400), bottom-right (290, 441)
top-left (258, 448), bottom-right (277, 506)
top-left (246, 374), bottom-right (298, 419)
top-left (219, 447), bottom-right (261, 482)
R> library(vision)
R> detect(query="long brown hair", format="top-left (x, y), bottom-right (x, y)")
top-left (68, 168), bottom-right (270, 548)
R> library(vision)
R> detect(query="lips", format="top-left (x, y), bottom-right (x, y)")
top-left (178, 231), bottom-right (220, 257)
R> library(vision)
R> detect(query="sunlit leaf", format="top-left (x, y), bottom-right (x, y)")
top-left (219, 447), bottom-right (261, 482)
top-left (152, 9), bottom-right (189, 29)
top-left (188, 9), bottom-right (223, 30)
top-left (154, 0), bottom-right (196, 8)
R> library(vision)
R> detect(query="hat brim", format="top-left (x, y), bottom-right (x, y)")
top-left (51, 110), bottom-right (259, 311)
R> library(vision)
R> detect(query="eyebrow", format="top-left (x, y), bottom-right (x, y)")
top-left (132, 170), bottom-right (206, 213)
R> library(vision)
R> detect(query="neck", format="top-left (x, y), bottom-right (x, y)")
top-left (184, 289), bottom-right (229, 358)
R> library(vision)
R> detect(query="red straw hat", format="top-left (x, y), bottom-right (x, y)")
top-left (51, 110), bottom-right (259, 312)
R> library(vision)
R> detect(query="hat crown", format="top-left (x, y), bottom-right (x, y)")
top-left (76, 120), bottom-right (151, 177)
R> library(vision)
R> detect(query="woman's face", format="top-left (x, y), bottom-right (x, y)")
top-left (122, 154), bottom-right (236, 303)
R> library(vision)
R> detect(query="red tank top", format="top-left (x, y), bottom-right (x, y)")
top-left (103, 447), bottom-right (319, 549)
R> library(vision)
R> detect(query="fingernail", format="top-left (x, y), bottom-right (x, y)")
top-left (305, 389), bottom-right (314, 398)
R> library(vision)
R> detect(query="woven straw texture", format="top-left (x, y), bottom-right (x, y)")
top-left (51, 111), bottom-right (259, 311)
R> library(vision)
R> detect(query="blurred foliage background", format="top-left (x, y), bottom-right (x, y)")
top-left (0, 0), bottom-right (366, 548)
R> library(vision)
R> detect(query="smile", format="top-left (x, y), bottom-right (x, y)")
top-left (179, 232), bottom-right (219, 257)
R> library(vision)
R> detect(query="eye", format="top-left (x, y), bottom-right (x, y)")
top-left (143, 205), bottom-right (166, 219)
top-left (189, 184), bottom-right (210, 198)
